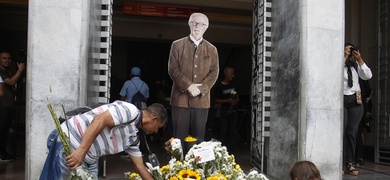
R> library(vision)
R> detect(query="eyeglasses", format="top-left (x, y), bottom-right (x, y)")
top-left (189, 21), bottom-right (207, 27)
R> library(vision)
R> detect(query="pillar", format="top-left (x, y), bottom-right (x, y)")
top-left (25, 0), bottom-right (92, 178)
top-left (268, 0), bottom-right (344, 179)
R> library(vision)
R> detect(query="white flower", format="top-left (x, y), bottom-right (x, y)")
top-left (68, 165), bottom-right (94, 180)
top-left (246, 169), bottom-right (269, 180)
top-left (171, 139), bottom-right (182, 150)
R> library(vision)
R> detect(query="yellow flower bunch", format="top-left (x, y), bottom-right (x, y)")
top-left (184, 136), bottom-right (197, 142)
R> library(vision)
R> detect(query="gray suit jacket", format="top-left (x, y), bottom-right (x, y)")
top-left (168, 36), bottom-right (219, 108)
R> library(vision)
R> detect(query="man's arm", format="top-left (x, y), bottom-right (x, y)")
top-left (353, 51), bottom-right (372, 80)
top-left (3, 62), bottom-right (25, 86)
top-left (128, 154), bottom-right (153, 180)
top-left (65, 110), bottom-right (115, 169)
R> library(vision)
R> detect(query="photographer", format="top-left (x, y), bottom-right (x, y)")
top-left (342, 43), bottom-right (372, 176)
top-left (0, 51), bottom-right (25, 161)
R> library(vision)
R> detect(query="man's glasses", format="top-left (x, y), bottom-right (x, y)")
top-left (189, 21), bottom-right (207, 27)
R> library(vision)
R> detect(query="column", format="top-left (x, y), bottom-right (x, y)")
top-left (268, 0), bottom-right (344, 179)
top-left (25, 0), bottom-right (91, 178)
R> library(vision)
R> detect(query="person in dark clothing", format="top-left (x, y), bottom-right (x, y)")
top-left (214, 67), bottom-right (239, 153)
top-left (0, 51), bottom-right (25, 162)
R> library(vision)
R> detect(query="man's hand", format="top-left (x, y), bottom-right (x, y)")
top-left (187, 84), bottom-right (202, 97)
top-left (65, 148), bottom-right (88, 170)
top-left (17, 62), bottom-right (25, 72)
top-left (352, 50), bottom-right (365, 66)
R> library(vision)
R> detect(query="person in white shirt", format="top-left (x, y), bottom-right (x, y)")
top-left (343, 43), bottom-right (372, 176)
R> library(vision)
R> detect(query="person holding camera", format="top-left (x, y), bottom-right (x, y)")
top-left (343, 43), bottom-right (372, 176)
top-left (0, 51), bottom-right (25, 162)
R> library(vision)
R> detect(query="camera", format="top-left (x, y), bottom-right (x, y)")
top-left (16, 49), bottom-right (27, 63)
top-left (350, 46), bottom-right (358, 54)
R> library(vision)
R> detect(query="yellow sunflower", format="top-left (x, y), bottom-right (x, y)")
top-left (178, 169), bottom-right (191, 179)
top-left (188, 170), bottom-right (201, 180)
top-left (177, 169), bottom-right (201, 180)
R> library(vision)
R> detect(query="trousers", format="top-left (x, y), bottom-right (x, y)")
top-left (343, 94), bottom-right (363, 164)
top-left (39, 130), bottom-right (98, 180)
top-left (219, 108), bottom-right (238, 154)
top-left (171, 106), bottom-right (208, 145)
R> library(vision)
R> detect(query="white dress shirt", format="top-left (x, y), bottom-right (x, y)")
top-left (343, 63), bottom-right (372, 95)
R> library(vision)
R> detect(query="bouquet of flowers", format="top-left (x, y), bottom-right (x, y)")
top-left (165, 137), bottom-right (184, 161)
top-left (125, 139), bottom-right (268, 180)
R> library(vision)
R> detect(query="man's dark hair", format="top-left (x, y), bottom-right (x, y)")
top-left (145, 103), bottom-right (168, 126)
top-left (345, 43), bottom-right (355, 47)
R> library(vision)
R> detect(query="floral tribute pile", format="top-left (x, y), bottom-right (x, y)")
top-left (125, 139), bottom-right (268, 180)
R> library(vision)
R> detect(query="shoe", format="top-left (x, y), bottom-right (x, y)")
top-left (346, 163), bottom-right (358, 176)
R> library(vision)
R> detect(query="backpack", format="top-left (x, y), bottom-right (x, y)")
top-left (58, 103), bottom-right (104, 123)
top-left (130, 81), bottom-right (146, 109)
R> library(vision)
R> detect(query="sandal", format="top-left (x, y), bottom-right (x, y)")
top-left (346, 163), bottom-right (358, 176)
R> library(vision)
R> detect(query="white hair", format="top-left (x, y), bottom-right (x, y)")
top-left (188, 13), bottom-right (209, 28)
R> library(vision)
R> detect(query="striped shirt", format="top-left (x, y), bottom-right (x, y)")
top-left (61, 101), bottom-right (142, 165)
